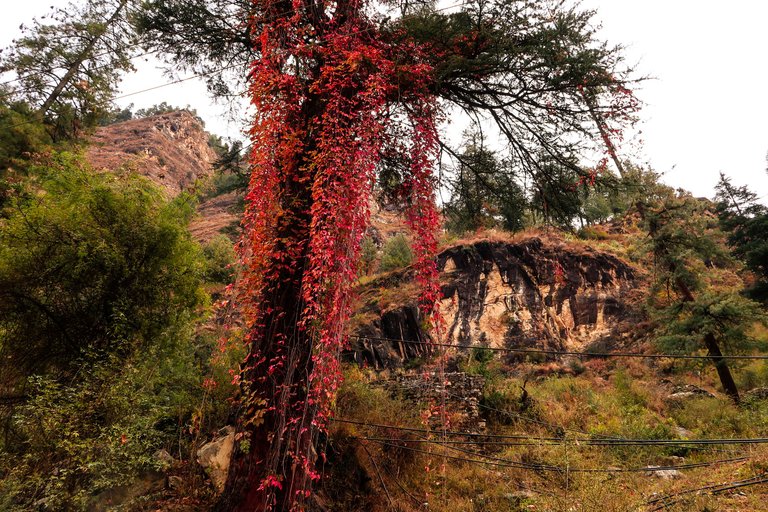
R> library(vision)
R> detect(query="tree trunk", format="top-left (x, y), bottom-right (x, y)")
top-left (703, 332), bottom-right (740, 403)
top-left (674, 278), bottom-right (740, 403)
top-left (37, 0), bottom-right (127, 116)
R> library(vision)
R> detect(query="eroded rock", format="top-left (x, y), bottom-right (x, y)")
top-left (349, 236), bottom-right (641, 368)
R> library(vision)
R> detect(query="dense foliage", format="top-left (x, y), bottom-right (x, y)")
top-left (715, 173), bottom-right (768, 302)
top-left (0, 152), bottom-right (206, 382)
top-left (0, 150), bottom-right (224, 509)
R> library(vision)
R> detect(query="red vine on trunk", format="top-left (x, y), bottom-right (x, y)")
top-left (220, 1), bottom-right (443, 509)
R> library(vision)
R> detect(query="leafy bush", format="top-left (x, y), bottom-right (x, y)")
top-left (203, 234), bottom-right (236, 284)
top-left (0, 151), bottom-right (207, 382)
top-left (0, 343), bottom-right (203, 510)
top-left (0, 151), bottom-right (213, 509)
top-left (379, 234), bottom-right (412, 272)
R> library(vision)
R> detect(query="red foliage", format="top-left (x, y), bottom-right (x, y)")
top-left (223, 1), bottom-right (443, 509)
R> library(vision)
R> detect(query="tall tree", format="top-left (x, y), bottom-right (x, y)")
top-left (139, 1), bottom-right (639, 509)
top-left (640, 195), bottom-right (765, 403)
top-left (0, 0), bottom-right (140, 139)
top-left (715, 172), bottom-right (768, 301)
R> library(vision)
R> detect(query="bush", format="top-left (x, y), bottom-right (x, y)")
top-left (203, 234), bottom-right (236, 284)
top-left (0, 343), bottom-right (203, 510)
top-left (0, 151), bottom-right (207, 382)
top-left (379, 234), bottom-right (412, 272)
top-left (0, 151), bottom-right (212, 509)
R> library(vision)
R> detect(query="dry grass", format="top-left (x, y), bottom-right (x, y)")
top-left (331, 358), bottom-right (768, 511)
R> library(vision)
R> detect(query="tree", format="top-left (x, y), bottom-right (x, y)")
top-left (0, 0), bottom-right (140, 139)
top-left (715, 173), bottom-right (768, 301)
top-left (137, 1), bottom-right (639, 509)
top-left (640, 195), bottom-right (765, 403)
top-left (443, 132), bottom-right (527, 233)
top-left (0, 151), bottom-right (206, 388)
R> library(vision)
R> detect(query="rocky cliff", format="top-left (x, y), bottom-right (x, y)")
top-left (87, 110), bottom-right (217, 196)
top-left (350, 235), bottom-right (642, 368)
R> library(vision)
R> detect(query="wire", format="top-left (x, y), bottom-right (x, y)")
top-left (348, 334), bottom-right (768, 361)
top-left (332, 418), bottom-right (768, 447)
top-left (0, 50), bottom-right (160, 99)
top-left (363, 438), bottom-right (749, 474)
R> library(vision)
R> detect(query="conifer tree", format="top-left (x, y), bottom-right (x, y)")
top-left (715, 173), bottom-right (768, 301)
top-left (642, 195), bottom-right (766, 403)
top-left (0, 0), bottom-right (140, 138)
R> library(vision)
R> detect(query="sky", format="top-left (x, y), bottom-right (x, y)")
top-left (2, 0), bottom-right (768, 200)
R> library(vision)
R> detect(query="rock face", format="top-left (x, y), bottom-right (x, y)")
top-left (350, 236), bottom-right (641, 368)
top-left (87, 110), bottom-right (217, 196)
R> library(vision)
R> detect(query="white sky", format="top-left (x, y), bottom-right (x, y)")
top-left (2, 0), bottom-right (768, 199)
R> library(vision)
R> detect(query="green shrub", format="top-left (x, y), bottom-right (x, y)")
top-left (0, 151), bottom-right (207, 381)
top-left (203, 234), bottom-right (236, 284)
top-left (379, 234), bottom-right (412, 272)
top-left (0, 343), bottom-right (203, 510)
top-left (0, 151), bottom-right (213, 509)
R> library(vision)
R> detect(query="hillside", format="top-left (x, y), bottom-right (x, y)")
top-left (2, 111), bottom-right (767, 511)
top-left (87, 110), bottom-right (218, 196)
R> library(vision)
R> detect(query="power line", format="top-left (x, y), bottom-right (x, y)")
top-left (647, 473), bottom-right (768, 511)
top-left (361, 438), bottom-right (748, 474)
top-left (348, 334), bottom-right (768, 361)
top-left (332, 418), bottom-right (768, 447)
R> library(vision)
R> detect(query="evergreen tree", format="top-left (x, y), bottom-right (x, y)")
top-left (641, 195), bottom-right (765, 403)
top-left (137, 1), bottom-right (640, 508)
top-left (443, 133), bottom-right (527, 233)
top-left (715, 173), bottom-right (768, 301)
top-left (0, 0), bottom-right (140, 139)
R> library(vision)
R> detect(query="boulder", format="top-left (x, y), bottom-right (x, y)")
top-left (744, 387), bottom-right (768, 403)
top-left (665, 384), bottom-right (715, 407)
top-left (643, 466), bottom-right (682, 479)
top-left (197, 426), bottom-right (236, 493)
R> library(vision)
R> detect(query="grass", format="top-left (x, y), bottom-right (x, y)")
top-left (330, 360), bottom-right (768, 511)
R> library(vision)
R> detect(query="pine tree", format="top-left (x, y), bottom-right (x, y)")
top-left (0, 0), bottom-right (140, 139)
top-left (641, 195), bottom-right (766, 403)
top-left (137, 1), bottom-right (641, 509)
top-left (715, 173), bottom-right (768, 301)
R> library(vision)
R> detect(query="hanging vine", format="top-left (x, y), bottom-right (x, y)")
top-left (220, 1), bottom-right (443, 509)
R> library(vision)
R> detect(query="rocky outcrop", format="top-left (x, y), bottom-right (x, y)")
top-left (349, 235), bottom-right (641, 368)
top-left (87, 110), bottom-right (217, 196)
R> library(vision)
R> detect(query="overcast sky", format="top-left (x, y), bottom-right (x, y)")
top-left (3, 0), bottom-right (767, 200)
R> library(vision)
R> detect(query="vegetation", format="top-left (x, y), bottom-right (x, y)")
top-left (0, 0), bottom-right (140, 139)
top-left (715, 173), bottom-right (768, 302)
top-left (0, 0), bottom-right (767, 511)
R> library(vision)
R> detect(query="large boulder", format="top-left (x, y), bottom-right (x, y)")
top-left (197, 426), bottom-right (236, 493)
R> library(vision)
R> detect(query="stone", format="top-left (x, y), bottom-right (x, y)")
top-left (348, 237), bottom-right (639, 369)
top-left (168, 475), bottom-right (184, 491)
top-left (744, 387), bottom-right (768, 403)
top-left (154, 448), bottom-right (175, 469)
top-left (665, 384), bottom-right (715, 407)
top-left (643, 466), bottom-right (682, 479)
top-left (197, 426), bottom-right (236, 494)
top-left (88, 470), bottom-right (165, 511)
